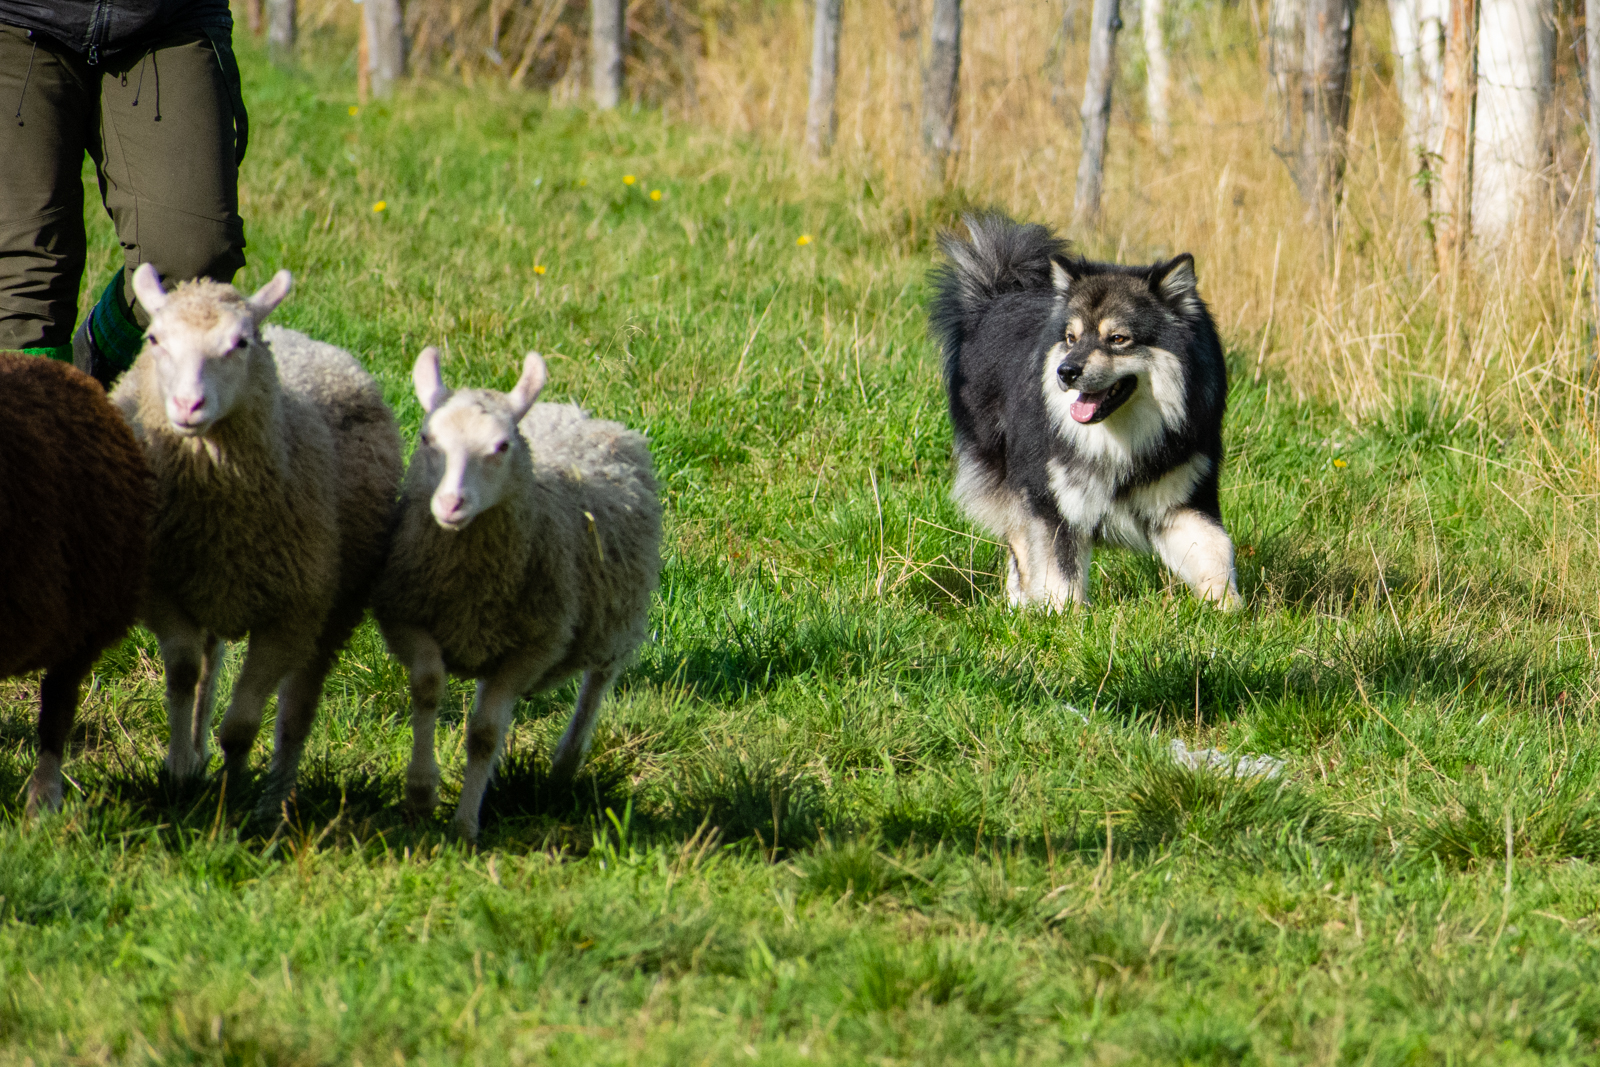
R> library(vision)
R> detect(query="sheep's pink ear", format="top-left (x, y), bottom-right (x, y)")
top-left (412, 347), bottom-right (450, 413)
top-left (506, 351), bottom-right (547, 421)
top-left (247, 269), bottom-right (293, 322)
top-left (131, 263), bottom-right (168, 313)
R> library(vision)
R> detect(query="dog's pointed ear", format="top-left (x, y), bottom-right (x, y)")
top-left (1150, 254), bottom-right (1200, 312)
top-left (413, 346), bottom-right (450, 414)
top-left (247, 269), bottom-right (294, 323)
top-left (131, 263), bottom-right (169, 314)
top-left (506, 351), bottom-right (547, 421)
top-left (1050, 254), bottom-right (1083, 295)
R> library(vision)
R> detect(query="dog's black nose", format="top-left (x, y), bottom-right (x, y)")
top-left (1057, 362), bottom-right (1082, 388)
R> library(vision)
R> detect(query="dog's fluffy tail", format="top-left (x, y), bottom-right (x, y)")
top-left (928, 211), bottom-right (1069, 365)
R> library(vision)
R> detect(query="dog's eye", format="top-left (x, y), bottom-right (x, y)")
top-left (1108, 333), bottom-right (1131, 346)
top-left (1065, 332), bottom-right (1077, 345)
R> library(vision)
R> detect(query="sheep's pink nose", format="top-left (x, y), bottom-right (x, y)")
top-left (435, 493), bottom-right (463, 516)
top-left (172, 395), bottom-right (205, 418)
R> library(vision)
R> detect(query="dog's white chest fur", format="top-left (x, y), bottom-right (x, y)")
top-left (1047, 453), bottom-right (1211, 549)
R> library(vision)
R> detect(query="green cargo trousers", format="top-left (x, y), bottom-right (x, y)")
top-left (0, 25), bottom-right (247, 364)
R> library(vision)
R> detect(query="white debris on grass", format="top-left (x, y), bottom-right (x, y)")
top-left (1169, 738), bottom-right (1285, 780)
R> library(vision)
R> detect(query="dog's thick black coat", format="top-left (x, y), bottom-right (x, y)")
top-left (929, 211), bottom-right (1239, 608)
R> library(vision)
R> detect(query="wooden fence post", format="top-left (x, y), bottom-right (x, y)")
top-left (1074, 0), bottom-right (1120, 226)
top-left (268, 0), bottom-right (296, 49)
top-left (1435, 0), bottom-right (1478, 273)
top-left (805, 0), bottom-right (842, 159)
top-left (592, 0), bottom-right (625, 109)
top-left (922, 0), bottom-right (962, 178)
top-left (364, 0), bottom-right (406, 98)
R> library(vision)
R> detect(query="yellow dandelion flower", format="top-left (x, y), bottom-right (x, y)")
top-left (372, 200), bottom-right (387, 213)
top-left (348, 105), bottom-right (360, 116)
top-left (579, 178), bottom-right (588, 187)
top-left (650, 189), bottom-right (662, 201)
top-left (796, 234), bottom-right (813, 246)
top-left (623, 174), bottom-right (636, 185)
top-left (533, 265), bottom-right (546, 275)
top-left (1333, 458), bottom-right (1347, 468)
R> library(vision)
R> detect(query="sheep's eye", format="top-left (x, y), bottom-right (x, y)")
top-left (420, 433), bottom-right (433, 448)
top-left (493, 440), bottom-right (510, 455)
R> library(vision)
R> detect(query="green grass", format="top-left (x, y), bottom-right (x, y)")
top-left (8, 40), bottom-right (1600, 1066)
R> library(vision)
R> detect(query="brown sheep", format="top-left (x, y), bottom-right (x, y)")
top-left (0, 354), bottom-right (152, 814)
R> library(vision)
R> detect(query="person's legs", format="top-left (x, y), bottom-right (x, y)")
top-left (82, 33), bottom-right (246, 384)
top-left (0, 27), bottom-right (96, 360)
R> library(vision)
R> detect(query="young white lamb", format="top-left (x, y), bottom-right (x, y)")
top-left (372, 347), bottom-right (661, 841)
top-left (112, 265), bottom-right (403, 815)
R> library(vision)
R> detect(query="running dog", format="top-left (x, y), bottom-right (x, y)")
top-left (929, 212), bottom-right (1241, 610)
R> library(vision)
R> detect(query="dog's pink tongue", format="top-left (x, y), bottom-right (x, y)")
top-left (1070, 390), bottom-right (1106, 423)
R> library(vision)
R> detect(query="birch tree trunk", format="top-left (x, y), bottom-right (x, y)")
top-left (1434, 0), bottom-right (1477, 272)
top-left (364, 0), bottom-right (406, 98)
top-left (922, 0), bottom-right (962, 177)
top-left (1074, 0), bottom-right (1121, 226)
top-left (266, 0), bottom-right (295, 50)
top-left (592, 0), bottom-right (625, 109)
top-left (805, 0), bottom-right (842, 159)
top-left (1301, 0), bottom-right (1354, 219)
top-left (1387, 0), bottom-right (1449, 175)
top-left (1471, 0), bottom-right (1553, 245)
top-left (1589, 0), bottom-right (1600, 352)
top-left (1143, 0), bottom-right (1171, 153)
top-left (245, 0), bottom-right (263, 36)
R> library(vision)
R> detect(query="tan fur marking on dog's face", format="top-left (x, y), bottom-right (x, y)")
top-left (1095, 320), bottom-right (1133, 346)
top-left (1064, 317), bottom-right (1085, 343)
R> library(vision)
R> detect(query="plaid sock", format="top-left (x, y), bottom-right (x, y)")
top-left (19, 345), bottom-right (73, 361)
top-left (87, 269), bottom-right (144, 374)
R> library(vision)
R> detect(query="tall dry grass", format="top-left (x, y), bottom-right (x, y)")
top-left (294, 0), bottom-right (1600, 608)
top-left (380, 0), bottom-right (1593, 414)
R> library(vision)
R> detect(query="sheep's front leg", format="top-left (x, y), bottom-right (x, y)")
top-left (26, 655), bottom-right (95, 816)
top-left (453, 645), bottom-right (567, 843)
top-left (145, 598), bottom-right (211, 780)
top-left (548, 665), bottom-right (622, 790)
top-left (217, 629), bottom-right (307, 791)
top-left (191, 631), bottom-right (223, 766)
top-left (385, 625), bottom-right (447, 816)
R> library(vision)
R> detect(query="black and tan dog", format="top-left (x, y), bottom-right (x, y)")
top-left (929, 212), bottom-right (1241, 610)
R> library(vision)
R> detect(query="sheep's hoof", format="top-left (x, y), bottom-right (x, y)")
top-left (23, 775), bottom-right (64, 818)
top-left (405, 780), bottom-right (439, 816)
top-left (251, 775), bottom-right (297, 828)
top-left (450, 814), bottom-right (481, 845)
top-left (166, 751), bottom-right (207, 782)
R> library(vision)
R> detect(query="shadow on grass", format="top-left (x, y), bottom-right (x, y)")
top-left (1084, 623), bottom-right (1574, 729)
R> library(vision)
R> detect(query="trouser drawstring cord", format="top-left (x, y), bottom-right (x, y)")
top-left (14, 37), bottom-right (36, 126)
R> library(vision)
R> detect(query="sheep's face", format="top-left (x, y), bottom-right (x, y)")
top-left (131, 265), bottom-right (292, 437)
top-left (411, 347), bottom-right (548, 532)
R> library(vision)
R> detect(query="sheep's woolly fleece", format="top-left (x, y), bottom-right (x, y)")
top-left (374, 401), bottom-right (662, 685)
top-left (0, 354), bottom-right (151, 678)
top-left (112, 293), bottom-right (400, 663)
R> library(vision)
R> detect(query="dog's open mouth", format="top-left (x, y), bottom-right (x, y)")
top-left (1067, 376), bottom-right (1137, 424)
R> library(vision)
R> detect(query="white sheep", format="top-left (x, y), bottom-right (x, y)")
top-left (112, 265), bottom-right (402, 815)
top-left (372, 347), bottom-right (662, 841)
